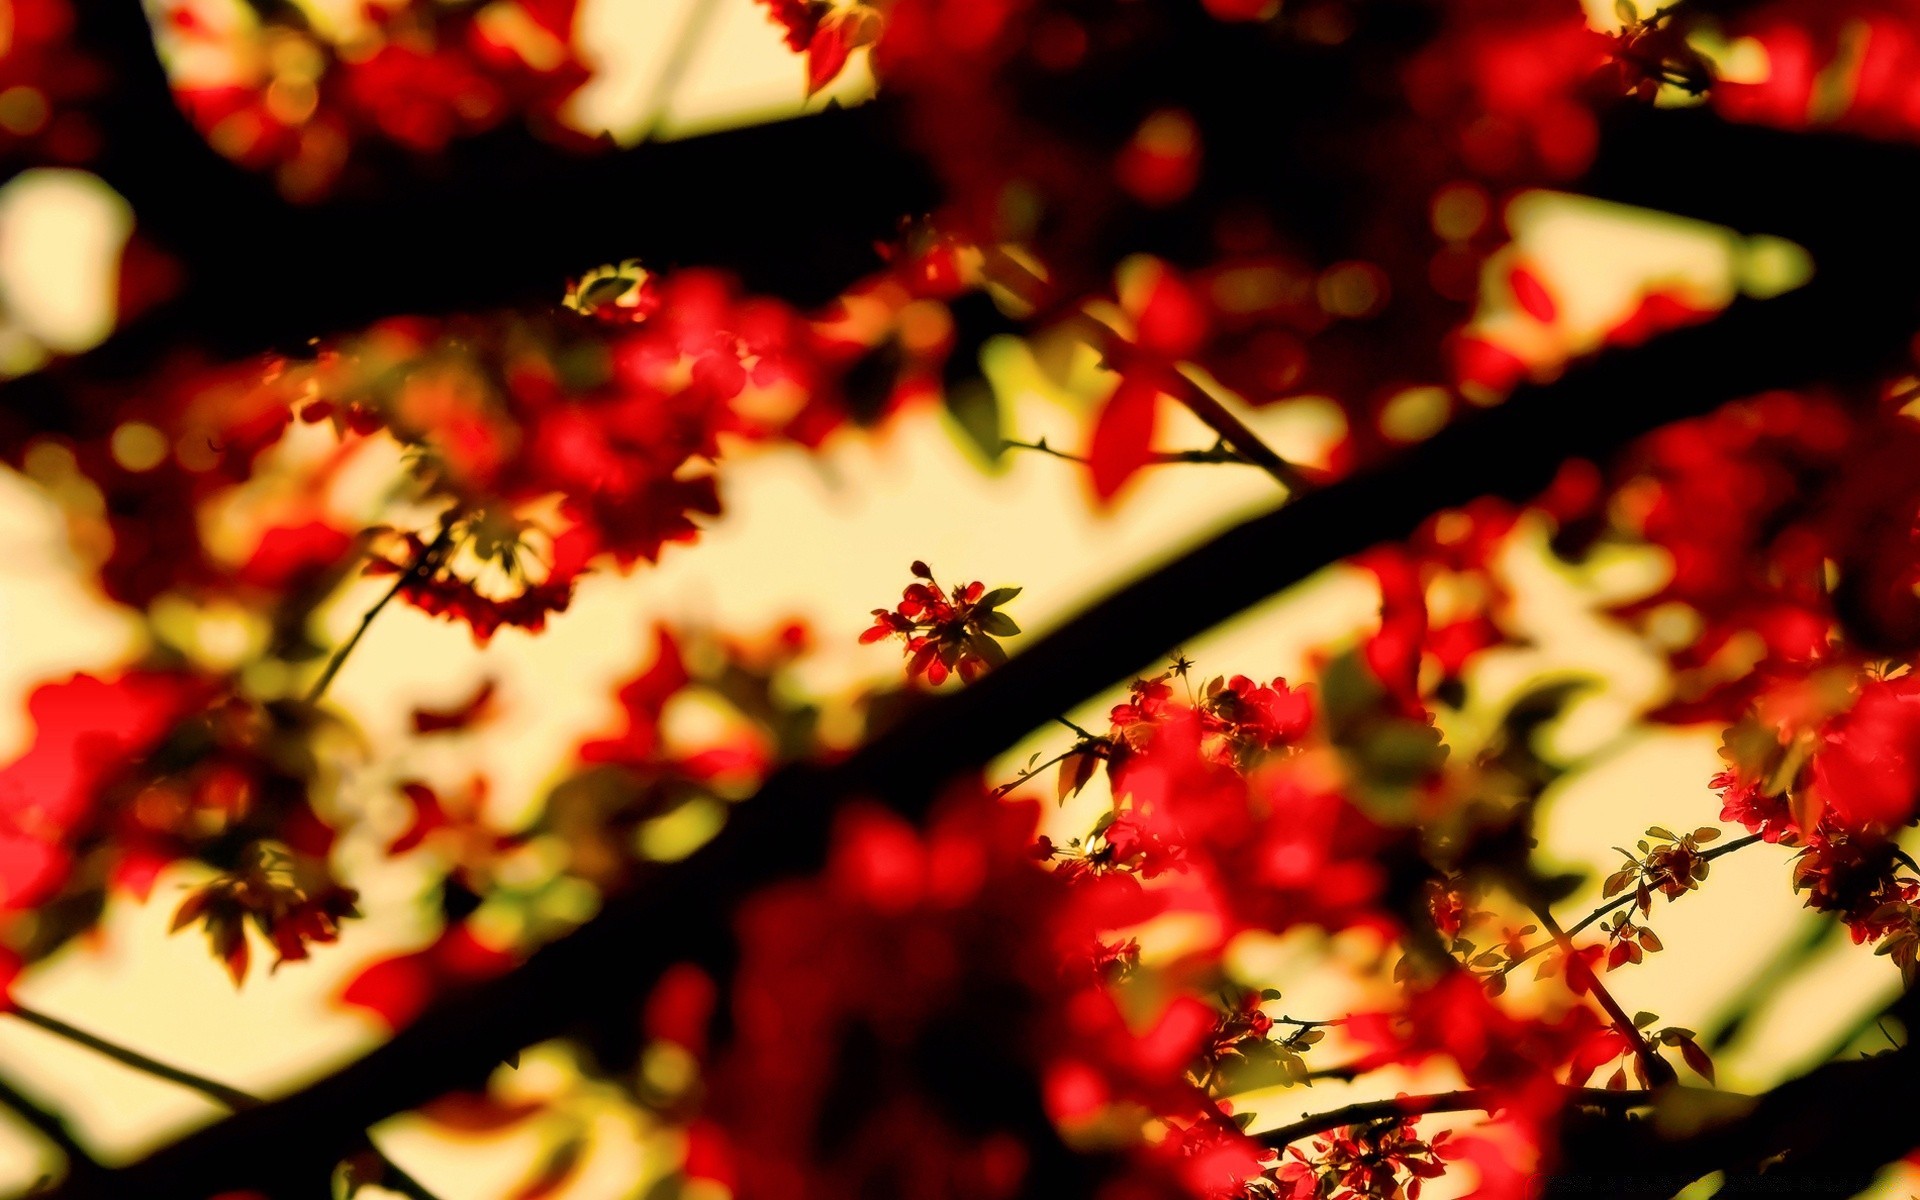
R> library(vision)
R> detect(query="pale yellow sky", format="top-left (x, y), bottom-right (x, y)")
top-left (0, 3), bottom-right (1909, 1198)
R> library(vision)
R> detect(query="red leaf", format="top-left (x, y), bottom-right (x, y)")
top-left (418, 1093), bottom-right (544, 1136)
top-left (410, 679), bottom-right (498, 735)
top-left (1508, 263), bottom-right (1558, 323)
top-left (645, 963), bottom-right (717, 1056)
top-left (238, 519), bottom-right (354, 591)
top-left (806, 18), bottom-right (853, 96)
top-left (1087, 377), bottom-right (1160, 503)
top-left (1201, 0), bottom-right (1278, 19)
top-left (339, 952), bottom-right (433, 1030)
top-left (387, 782), bottom-right (449, 856)
top-left (1131, 265), bottom-right (1208, 359)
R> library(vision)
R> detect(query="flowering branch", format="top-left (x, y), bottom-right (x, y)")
top-left (1499, 832), bottom-right (1765, 979)
top-left (1528, 902), bottom-right (1677, 1086)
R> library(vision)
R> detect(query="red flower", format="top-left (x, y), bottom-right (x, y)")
top-left (862, 563), bottom-right (1021, 685)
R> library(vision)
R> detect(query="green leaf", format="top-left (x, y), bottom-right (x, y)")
top-left (945, 379), bottom-right (1006, 468)
top-left (980, 611), bottom-right (1021, 637)
top-left (979, 586), bottom-right (1023, 610)
top-left (969, 632), bottom-right (1010, 669)
top-left (1057, 749), bottom-right (1097, 804)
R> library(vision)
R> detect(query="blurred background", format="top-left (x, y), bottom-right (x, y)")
top-left (0, 1), bottom-right (1910, 1196)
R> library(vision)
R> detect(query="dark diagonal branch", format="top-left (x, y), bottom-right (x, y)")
top-left (1256, 1086), bottom-right (1681, 1151)
top-left (1529, 903), bottom-right (1675, 1086)
top-left (40, 223), bottom-right (1920, 1197)
top-left (0, 1074), bottom-right (102, 1188)
top-left (5, 1005), bottom-right (257, 1111)
top-left (2, 1004), bottom-right (442, 1200)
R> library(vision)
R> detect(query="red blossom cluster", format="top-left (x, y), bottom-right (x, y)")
top-left (863, 562), bottom-right (1022, 684)
top-left (1712, 671), bottom-right (1920, 977)
top-left (160, 0), bottom-right (590, 198)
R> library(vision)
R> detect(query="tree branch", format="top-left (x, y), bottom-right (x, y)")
top-left (2, 1005), bottom-right (441, 1200)
top-left (0, 1074), bottom-right (102, 1188)
top-left (1003, 436), bottom-right (1257, 467)
top-left (5, 1005), bottom-right (258, 1111)
top-left (1499, 833), bottom-right (1765, 978)
top-left (1256, 1085), bottom-right (1679, 1151)
top-left (1529, 903), bottom-right (1675, 1086)
top-left (304, 522), bottom-right (454, 706)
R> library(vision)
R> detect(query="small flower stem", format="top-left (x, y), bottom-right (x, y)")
top-left (1052, 715), bottom-right (1102, 740)
top-left (977, 247), bottom-right (1313, 495)
top-left (2, 1004), bottom-right (442, 1200)
top-left (304, 523), bottom-right (454, 706)
top-left (991, 744), bottom-right (1094, 799)
top-left (1003, 436), bottom-right (1254, 467)
top-left (0, 1071), bottom-right (103, 1183)
top-left (1527, 902), bottom-right (1676, 1087)
top-left (1066, 313), bottom-right (1315, 495)
top-left (1499, 832), bottom-right (1764, 978)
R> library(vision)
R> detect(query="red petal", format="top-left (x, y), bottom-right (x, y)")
top-left (806, 20), bottom-right (852, 96)
top-left (339, 952), bottom-right (434, 1030)
top-left (1087, 377), bottom-right (1160, 503)
top-left (1508, 263), bottom-right (1557, 323)
top-left (387, 782), bottom-right (449, 856)
top-left (410, 679), bottom-right (498, 735)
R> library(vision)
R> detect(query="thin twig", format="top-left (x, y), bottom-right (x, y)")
top-left (3, 1005), bottom-right (441, 1200)
top-left (981, 247), bottom-right (1313, 494)
top-left (0, 1073), bottom-right (103, 1183)
top-left (1500, 833), bottom-right (1765, 978)
top-left (1052, 714), bottom-right (1103, 740)
top-left (1529, 903), bottom-right (1675, 1086)
top-left (991, 744), bottom-right (1094, 799)
top-left (1064, 312), bottom-right (1315, 494)
top-left (1004, 436), bottom-right (1255, 467)
top-left (304, 524), bottom-right (453, 706)
top-left (7, 1005), bottom-right (258, 1110)
top-left (1256, 1085), bottom-right (1682, 1150)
